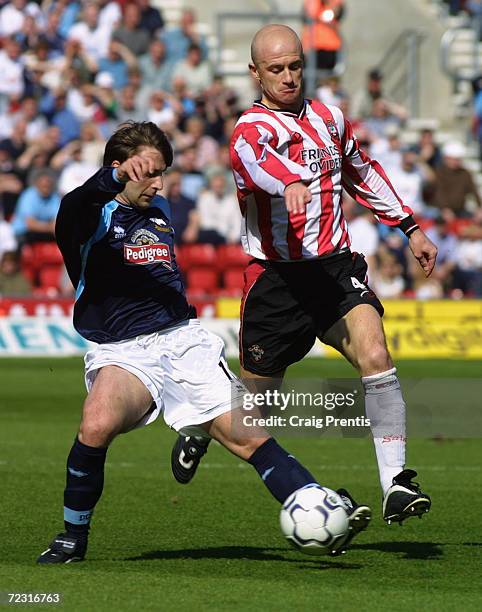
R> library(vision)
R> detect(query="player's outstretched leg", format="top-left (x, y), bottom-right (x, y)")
top-left (171, 435), bottom-right (210, 484)
top-left (204, 412), bottom-right (371, 554)
top-left (382, 469), bottom-right (431, 525)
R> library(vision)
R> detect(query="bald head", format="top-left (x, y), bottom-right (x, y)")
top-left (250, 24), bottom-right (302, 66)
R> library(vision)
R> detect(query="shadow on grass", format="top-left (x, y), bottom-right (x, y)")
top-left (126, 546), bottom-right (361, 569)
top-left (352, 541), bottom-right (443, 560)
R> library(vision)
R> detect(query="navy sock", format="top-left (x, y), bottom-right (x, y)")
top-left (63, 437), bottom-right (107, 537)
top-left (248, 438), bottom-right (317, 503)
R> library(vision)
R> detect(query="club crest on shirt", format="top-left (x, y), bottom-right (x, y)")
top-left (326, 120), bottom-right (339, 140)
top-left (124, 228), bottom-right (172, 268)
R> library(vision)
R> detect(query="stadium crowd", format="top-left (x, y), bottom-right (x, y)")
top-left (0, 0), bottom-right (481, 300)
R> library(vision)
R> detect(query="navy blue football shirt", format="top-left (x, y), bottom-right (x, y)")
top-left (55, 167), bottom-right (195, 343)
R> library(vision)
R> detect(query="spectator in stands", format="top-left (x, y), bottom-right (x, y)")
top-left (138, 40), bottom-right (175, 99)
top-left (161, 8), bottom-right (208, 65)
top-left (0, 0), bottom-right (42, 38)
top-left (204, 143), bottom-right (236, 193)
top-left (302, 0), bottom-right (344, 71)
top-left (98, 40), bottom-right (137, 90)
top-left (170, 76), bottom-right (197, 119)
top-left (171, 43), bottom-right (213, 97)
top-left (90, 72), bottom-right (119, 124)
top-left (52, 1), bottom-right (81, 39)
top-left (0, 220), bottom-right (17, 260)
top-left (113, 2), bottom-right (151, 57)
top-left (138, 0), bottom-right (164, 37)
top-left (179, 115), bottom-right (219, 171)
top-left (352, 68), bottom-right (384, 120)
top-left (40, 90), bottom-right (81, 147)
top-left (432, 141), bottom-right (482, 217)
top-left (371, 250), bottom-right (405, 299)
top-left (11, 168), bottom-right (60, 244)
top-left (17, 97), bottom-right (48, 142)
top-left (196, 171), bottom-right (241, 245)
top-left (425, 216), bottom-right (457, 292)
top-left (53, 141), bottom-right (98, 197)
top-left (370, 126), bottom-right (402, 175)
top-left (15, 14), bottom-right (42, 52)
top-left (165, 168), bottom-right (198, 244)
top-left (116, 84), bottom-right (143, 123)
top-left (78, 121), bottom-right (105, 166)
top-left (97, 0), bottom-right (122, 32)
top-left (16, 125), bottom-right (61, 176)
top-left (388, 145), bottom-right (435, 217)
top-left (176, 145), bottom-right (205, 202)
top-left (200, 76), bottom-right (240, 139)
top-left (40, 9), bottom-right (65, 56)
top-left (315, 75), bottom-right (347, 107)
top-left (363, 98), bottom-right (405, 140)
top-left (0, 251), bottom-right (31, 297)
top-left (146, 91), bottom-right (177, 130)
top-left (452, 217), bottom-right (482, 296)
top-left (0, 143), bottom-right (23, 219)
top-left (68, 2), bottom-right (112, 63)
top-left (0, 37), bottom-right (24, 108)
top-left (414, 128), bottom-right (442, 169)
top-left (352, 68), bottom-right (407, 123)
top-left (68, 83), bottom-right (104, 124)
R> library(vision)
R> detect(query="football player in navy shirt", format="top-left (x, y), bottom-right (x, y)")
top-left (38, 121), bottom-right (370, 563)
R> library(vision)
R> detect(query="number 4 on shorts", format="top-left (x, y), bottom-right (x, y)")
top-left (351, 277), bottom-right (368, 295)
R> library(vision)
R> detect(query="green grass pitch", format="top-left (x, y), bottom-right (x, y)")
top-left (0, 358), bottom-right (481, 611)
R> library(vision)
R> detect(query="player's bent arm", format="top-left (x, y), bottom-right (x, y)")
top-left (230, 124), bottom-right (312, 198)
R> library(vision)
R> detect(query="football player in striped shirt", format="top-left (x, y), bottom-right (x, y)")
top-left (172, 25), bottom-right (436, 526)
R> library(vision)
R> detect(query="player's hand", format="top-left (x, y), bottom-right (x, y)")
top-left (114, 155), bottom-right (157, 183)
top-left (284, 182), bottom-right (312, 214)
top-left (408, 228), bottom-right (438, 277)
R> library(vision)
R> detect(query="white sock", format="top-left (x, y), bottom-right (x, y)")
top-left (362, 368), bottom-right (406, 496)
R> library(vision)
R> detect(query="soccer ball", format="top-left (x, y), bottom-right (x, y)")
top-left (280, 485), bottom-right (349, 555)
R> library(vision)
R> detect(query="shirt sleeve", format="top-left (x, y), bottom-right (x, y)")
top-left (341, 117), bottom-right (414, 226)
top-left (230, 122), bottom-right (312, 197)
top-left (56, 166), bottom-right (125, 245)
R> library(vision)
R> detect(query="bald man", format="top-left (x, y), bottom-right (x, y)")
top-left (172, 25), bottom-right (435, 528)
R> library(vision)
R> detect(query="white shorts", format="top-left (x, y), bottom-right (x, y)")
top-left (84, 319), bottom-right (246, 436)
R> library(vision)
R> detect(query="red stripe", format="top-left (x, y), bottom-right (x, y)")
top-left (285, 133), bottom-right (306, 259)
top-left (293, 110), bottom-right (336, 256)
top-left (239, 261), bottom-right (266, 367)
top-left (255, 190), bottom-right (280, 260)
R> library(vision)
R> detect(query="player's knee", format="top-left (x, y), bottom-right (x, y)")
top-left (79, 415), bottom-right (117, 447)
top-left (358, 344), bottom-right (392, 376)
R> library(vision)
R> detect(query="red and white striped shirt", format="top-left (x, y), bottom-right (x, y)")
top-left (230, 99), bottom-right (413, 261)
